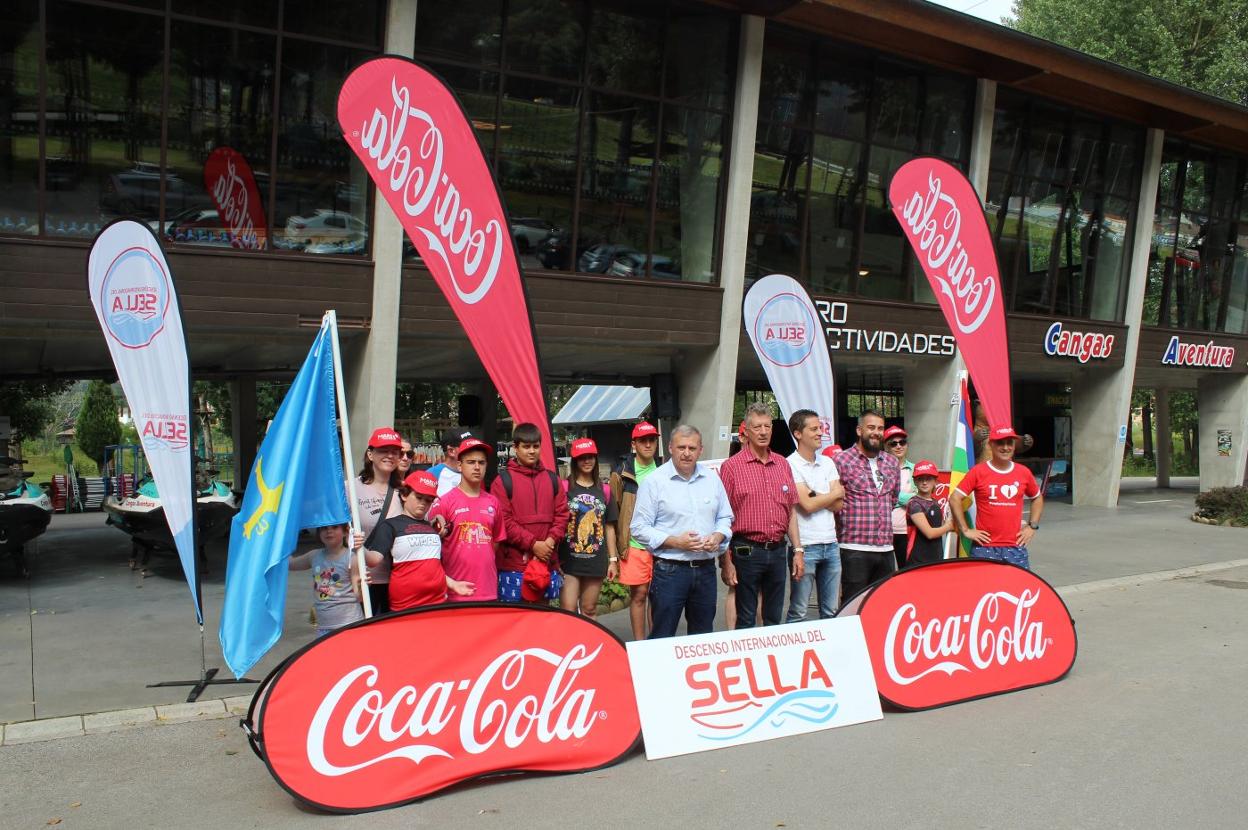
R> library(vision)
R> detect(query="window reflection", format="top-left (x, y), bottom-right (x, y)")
top-left (587, 0), bottom-right (663, 97)
top-left (579, 94), bottom-right (656, 272)
top-left (45, 2), bottom-right (164, 238)
top-left (282, 0), bottom-right (381, 47)
top-left (416, 0), bottom-right (503, 66)
top-left (805, 136), bottom-right (860, 295)
top-left (505, 0), bottom-right (585, 81)
top-left (653, 107), bottom-right (725, 282)
top-left (0, 0), bottom-right (40, 237)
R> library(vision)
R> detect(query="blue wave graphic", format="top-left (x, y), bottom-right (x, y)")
top-left (696, 690), bottom-right (839, 741)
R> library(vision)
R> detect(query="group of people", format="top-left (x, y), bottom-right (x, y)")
top-left (289, 403), bottom-right (1044, 640)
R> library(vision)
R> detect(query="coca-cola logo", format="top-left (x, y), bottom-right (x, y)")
top-left (204, 147), bottom-right (267, 251)
top-left (838, 560), bottom-right (1076, 710)
top-left (246, 604), bottom-right (640, 812)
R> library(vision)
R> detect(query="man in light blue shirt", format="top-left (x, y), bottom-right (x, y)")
top-left (631, 425), bottom-right (734, 638)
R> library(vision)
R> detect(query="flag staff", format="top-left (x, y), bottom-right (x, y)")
top-left (324, 309), bottom-right (373, 618)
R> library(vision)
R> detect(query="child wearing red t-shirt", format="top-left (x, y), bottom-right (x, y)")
top-left (952, 426), bottom-right (1044, 570)
top-left (370, 470), bottom-right (474, 610)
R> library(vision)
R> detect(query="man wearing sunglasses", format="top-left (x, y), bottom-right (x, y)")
top-left (884, 425), bottom-right (916, 570)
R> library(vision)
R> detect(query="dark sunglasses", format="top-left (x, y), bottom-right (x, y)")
top-left (886, 439), bottom-right (908, 447)
top-left (403, 451), bottom-right (415, 459)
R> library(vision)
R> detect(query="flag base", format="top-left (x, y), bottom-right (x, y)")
top-left (147, 669), bottom-right (258, 703)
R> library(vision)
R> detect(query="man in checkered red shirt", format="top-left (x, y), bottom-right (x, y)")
top-left (718, 402), bottom-right (804, 628)
top-left (832, 410), bottom-right (900, 603)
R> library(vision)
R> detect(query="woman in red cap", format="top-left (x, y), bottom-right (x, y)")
top-left (355, 427), bottom-right (406, 614)
top-left (884, 425), bottom-right (916, 570)
top-left (559, 438), bottom-right (619, 618)
top-left (368, 470), bottom-right (475, 610)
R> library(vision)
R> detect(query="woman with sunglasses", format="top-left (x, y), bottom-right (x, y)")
top-left (355, 427), bottom-right (406, 614)
top-left (884, 425), bottom-right (916, 570)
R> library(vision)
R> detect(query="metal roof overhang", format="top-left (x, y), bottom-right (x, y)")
top-left (552, 385), bottom-right (652, 425)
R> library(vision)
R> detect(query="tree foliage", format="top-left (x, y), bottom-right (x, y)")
top-left (0, 379), bottom-right (74, 443)
top-left (1009, 0), bottom-right (1248, 105)
top-left (76, 380), bottom-right (122, 467)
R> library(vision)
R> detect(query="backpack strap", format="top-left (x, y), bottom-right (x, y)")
top-left (548, 470), bottom-right (560, 498)
top-left (498, 468), bottom-right (513, 499)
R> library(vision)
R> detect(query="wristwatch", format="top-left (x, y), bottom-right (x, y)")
top-left (1027, 521), bottom-right (1040, 530)
top-left (793, 547), bottom-right (805, 555)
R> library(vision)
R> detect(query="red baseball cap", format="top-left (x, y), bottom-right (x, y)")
top-left (883, 425), bottom-right (908, 441)
top-left (368, 427), bottom-right (402, 449)
top-left (456, 436), bottom-right (494, 457)
top-left (989, 425), bottom-right (1020, 441)
top-left (913, 460), bottom-right (939, 478)
top-left (631, 422), bottom-right (658, 440)
top-left (738, 420), bottom-right (747, 438)
top-left (403, 470), bottom-right (438, 497)
top-left (571, 438), bottom-right (598, 459)
top-left (820, 444), bottom-right (843, 458)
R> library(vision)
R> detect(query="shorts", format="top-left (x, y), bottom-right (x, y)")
top-left (618, 545), bottom-right (652, 586)
top-left (497, 568), bottom-right (563, 602)
top-left (970, 545), bottom-right (1030, 570)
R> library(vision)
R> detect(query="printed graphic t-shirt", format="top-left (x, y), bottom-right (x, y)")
top-left (427, 488), bottom-right (506, 601)
top-left (561, 481), bottom-right (619, 578)
top-left (369, 515), bottom-right (447, 610)
top-left (310, 548), bottom-right (363, 630)
top-left (356, 479), bottom-right (402, 584)
top-left (955, 461), bottom-right (1039, 547)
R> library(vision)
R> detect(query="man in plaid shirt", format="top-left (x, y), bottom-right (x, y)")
top-left (832, 410), bottom-right (900, 603)
top-left (719, 402), bottom-right (804, 628)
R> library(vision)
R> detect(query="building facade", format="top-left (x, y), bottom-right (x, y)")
top-left (3, 0), bottom-right (1248, 504)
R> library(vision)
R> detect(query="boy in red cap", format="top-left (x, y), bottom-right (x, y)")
top-left (489, 423), bottom-right (569, 603)
top-left (369, 470), bottom-right (475, 610)
top-left (427, 437), bottom-right (506, 601)
top-left (952, 426), bottom-right (1045, 570)
top-left (609, 421), bottom-right (661, 638)
top-left (905, 460), bottom-right (954, 567)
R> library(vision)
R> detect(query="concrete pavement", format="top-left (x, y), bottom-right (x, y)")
top-left (3, 561), bottom-right (1246, 828)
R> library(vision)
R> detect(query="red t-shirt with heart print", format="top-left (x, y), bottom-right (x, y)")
top-left (954, 461), bottom-right (1039, 547)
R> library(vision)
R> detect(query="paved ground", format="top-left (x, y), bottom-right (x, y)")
top-left (0, 476), bottom-right (1230, 724)
top-left (3, 559), bottom-right (1245, 828)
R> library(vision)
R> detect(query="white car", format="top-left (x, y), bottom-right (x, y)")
top-left (283, 209), bottom-right (367, 248)
top-left (511, 217), bottom-right (557, 252)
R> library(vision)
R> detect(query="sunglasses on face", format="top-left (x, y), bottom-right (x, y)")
top-left (402, 451), bottom-right (415, 459)
top-left (887, 439), bottom-right (907, 447)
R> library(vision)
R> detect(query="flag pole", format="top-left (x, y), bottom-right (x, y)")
top-left (325, 309), bottom-right (373, 618)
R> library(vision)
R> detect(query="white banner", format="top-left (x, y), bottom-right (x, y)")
top-left (743, 274), bottom-right (838, 446)
top-left (626, 618), bottom-right (882, 759)
top-left (87, 221), bottom-right (199, 621)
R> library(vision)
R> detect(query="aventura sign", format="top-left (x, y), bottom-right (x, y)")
top-left (1161, 335), bottom-right (1235, 369)
top-left (814, 299), bottom-right (956, 356)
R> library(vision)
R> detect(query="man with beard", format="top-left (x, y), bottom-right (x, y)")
top-left (832, 411), bottom-right (900, 603)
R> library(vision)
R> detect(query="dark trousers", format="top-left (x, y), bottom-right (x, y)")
top-left (733, 545), bottom-right (788, 628)
top-left (840, 547), bottom-right (896, 605)
top-left (893, 533), bottom-right (909, 570)
top-left (648, 558), bottom-right (717, 638)
top-left (368, 583), bottom-right (390, 615)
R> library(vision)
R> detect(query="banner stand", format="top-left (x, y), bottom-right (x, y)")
top-left (147, 624), bottom-right (258, 703)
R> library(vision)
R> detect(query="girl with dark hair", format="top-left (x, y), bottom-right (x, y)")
top-left (559, 438), bottom-right (618, 619)
top-left (356, 427), bottom-right (405, 614)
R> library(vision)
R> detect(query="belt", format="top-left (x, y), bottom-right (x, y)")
top-left (731, 535), bottom-right (785, 550)
top-left (655, 556), bottom-right (715, 567)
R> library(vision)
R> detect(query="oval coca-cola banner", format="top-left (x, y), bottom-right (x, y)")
top-left (838, 560), bottom-right (1076, 710)
top-left (246, 603), bottom-right (641, 812)
top-left (202, 147), bottom-right (267, 250)
top-left (888, 158), bottom-right (1012, 429)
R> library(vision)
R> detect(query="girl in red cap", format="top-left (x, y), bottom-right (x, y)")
top-left (905, 460), bottom-right (954, 567)
top-left (559, 438), bottom-right (619, 619)
top-left (355, 427), bottom-right (406, 614)
top-left (369, 471), bottom-right (474, 610)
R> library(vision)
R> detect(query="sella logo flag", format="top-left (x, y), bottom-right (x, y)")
top-left (888, 159), bottom-right (1012, 429)
top-left (203, 147), bottom-right (267, 250)
top-left (247, 604), bottom-right (640, 812)
top-left (337, 58), bottom-right (553, 467)
top-left (626, 618), bottom-right (881, 759)
top-left (743, 274), bottom-right (838, 447)
top-left (838, 560), bottom-right (1077, 710)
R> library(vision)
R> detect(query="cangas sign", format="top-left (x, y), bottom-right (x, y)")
top-left (245, 604), bottom-right (641, 812)
top-left (837, 560), bottom-right (1076, 710)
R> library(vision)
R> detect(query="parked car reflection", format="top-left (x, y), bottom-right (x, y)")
top-left (608, 250), bottom-right (680, 280)
top-left (281, 209), bottom-right (367, 250)
top-left (510, 217), bottom-right (558, 252)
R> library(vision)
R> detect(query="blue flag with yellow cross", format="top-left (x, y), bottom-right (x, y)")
top-left (219, 321), bottom-right (349, 677)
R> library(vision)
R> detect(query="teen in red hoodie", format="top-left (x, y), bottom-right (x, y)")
top-left (490, 422), bottom-right (570, 603)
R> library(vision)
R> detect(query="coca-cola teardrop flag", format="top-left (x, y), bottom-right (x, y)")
top-left (338, 58), bottom-right (553, 467)
top-left (203, 147), bottom-right (267, 250)
top-left (889, 158), bottom-right (1012, 428)
top-left (246, 603), bottom-right (641, 811)
top-left (838, 559), bottom-right (1077, 710)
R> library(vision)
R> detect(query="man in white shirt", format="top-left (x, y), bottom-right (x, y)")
top-left (785, 409), bottom-right (845, 620)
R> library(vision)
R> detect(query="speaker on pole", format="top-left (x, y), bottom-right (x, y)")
top-left (457, 394), bottom-right (482, 426)
top-left (650, 373), bottom-right (680, 420)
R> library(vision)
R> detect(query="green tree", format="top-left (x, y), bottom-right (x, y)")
top-left (76, 380), bottom-right (122, 468)
top-left (0, 379), bottom-right (74, 445)
top-left (1009, 0), bottom-right (1248, 105)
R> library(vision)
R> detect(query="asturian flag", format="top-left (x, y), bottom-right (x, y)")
top-left (219, 320), bottom-right (349, 677)
top-left (949, 372), bottom-right (976, 558)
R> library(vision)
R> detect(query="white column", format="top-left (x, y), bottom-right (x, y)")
top-left (1070, 128), bottom-right (1164, 506)
top-left (345, 0), bottom-right (417, 458)
top-left (674, 15), bottom-right (764, 459)
top-left (1197, 374), bottom-right (1248, 490)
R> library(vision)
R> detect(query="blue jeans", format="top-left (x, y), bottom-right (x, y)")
top-left (648, 558), bottom-right (717, 638)
top-left (786, 542), bottom-right (841, 622)
top-left (971, 545), bottom-right (1030, 570)
top-left (733, 545), bottom-right (788, 628)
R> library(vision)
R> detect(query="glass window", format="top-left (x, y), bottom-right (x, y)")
top-left (858, 145), bottom-right (911, 300)
top-left (416, 0), bottom-right (503, 66)
top-left (664, 4), bottom-right (733, 110)
top-left (652, 107), bottom-right (725, 282)
top-left (587, 0), bottom-right (663, 97)
top-left (0, 0), bottom-right (40, 238)
top-left (282, 0), bottom-right (381, 47)
top-left (165, 24), bottom-right (275, 249)
top-left (504, 0), bottom-right (585, 81)
top-left (274, 40), bottom-right (372, 256)
top-left (45, 1), bottom-right (165, 238)
top-left (578, 94), bottom-right (656, 271)
top-left (175, 0), bottom-right (278, 29)
top-left (804, 136), bottom-right (861, 295)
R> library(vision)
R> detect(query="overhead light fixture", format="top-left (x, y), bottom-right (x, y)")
top-left (858, 269), bottom-right (870, 277)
